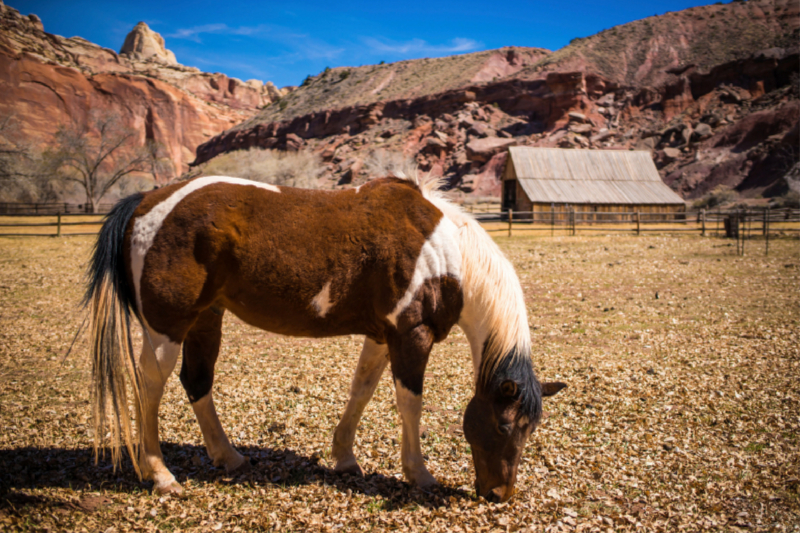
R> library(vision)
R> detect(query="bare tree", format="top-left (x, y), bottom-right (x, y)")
top-left (44, 113), bottom-right (151, 212)
top-left (143, 140), bottom-right (175, 187)
top-left (0, 115), bottom-right (55, 203)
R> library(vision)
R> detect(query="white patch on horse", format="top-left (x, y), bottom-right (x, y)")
top-left (130, 176), bottom-right (280, 315)
top-left (386, 217), bottom-right (461, 326)
top-left (311, 281), bottom-right (334, 317)
top-left (354, 185), bottom-right (362, 193)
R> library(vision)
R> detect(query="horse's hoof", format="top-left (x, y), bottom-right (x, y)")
top-left (416, 478), bottom-right (439, 490)
top-left (228, 456), bottom-right (253, 474)
top-left (408, 469), bottom-right (438, 489)
top-left (155, 481), bottom-right (184, 496)
top-left (334, 460), bottom-right (364, 477)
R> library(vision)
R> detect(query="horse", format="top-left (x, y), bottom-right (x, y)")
top-left (85, 173), bottom-right (565, 502)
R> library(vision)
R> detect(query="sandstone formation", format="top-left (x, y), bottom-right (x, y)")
top-left (120, 22), bottom-right (177, 65)
top-left (0, 5), bottom-right (292, 179)
top-left (196, 0), bottom-right (799, 200)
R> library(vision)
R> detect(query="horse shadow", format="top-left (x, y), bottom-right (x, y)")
top-left (0, 443), bottom-right (473, 511)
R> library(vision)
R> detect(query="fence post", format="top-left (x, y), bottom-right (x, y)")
top-left (636, 212), bottom-right (641, 236)
top-left (701, 209), bottom-right (706, 237)
top-left (508, 209), bottom-right (513, 238)
top-left (571, 207), bottom-right (575, 236)
top-left (765, 207), bottom-right (770, 256)
top-left (56, 212), bottom-right (62, 237)
top-left (550, 203), bottom-right (555, 238)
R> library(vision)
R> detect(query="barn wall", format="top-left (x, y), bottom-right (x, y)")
top-left (512, 203), bottom-right (686, 222)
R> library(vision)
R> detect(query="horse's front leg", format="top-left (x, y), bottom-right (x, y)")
top-left (332, 338), bottom-right (389, 475)
top-left (389, 324), bottom-right (437, 488)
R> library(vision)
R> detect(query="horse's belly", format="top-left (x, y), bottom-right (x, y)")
top-left (222, 291), bottom-right (379, 339)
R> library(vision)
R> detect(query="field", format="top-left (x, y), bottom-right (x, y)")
top-left (0, 233), bottom-right (798, 532)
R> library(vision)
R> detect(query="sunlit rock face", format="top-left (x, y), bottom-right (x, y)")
top-left (119, 22), bottom-right (178, 65)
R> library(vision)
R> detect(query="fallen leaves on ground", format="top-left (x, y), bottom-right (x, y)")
top-left (0, 234), bottom-right (797, 532)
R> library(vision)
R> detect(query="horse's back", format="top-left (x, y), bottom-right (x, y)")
top-left (126, 177), bottom-right (459, 342)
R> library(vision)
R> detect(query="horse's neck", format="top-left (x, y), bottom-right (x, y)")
top-left (455, 244), bottom-right (531, 387)
top-left (458, 306), bottom-right (492, 387)
top-left (428, 198), bottom-right (530, 387)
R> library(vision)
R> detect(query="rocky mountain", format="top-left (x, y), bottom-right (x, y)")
top-left (241, 47), bottom-right (550, 126)
top-left (196, 0), bottom-right (799, 201)
top-left (0, 3), bottom-right (291, 179)
top-left (517, 0), bottom-right (799, 88)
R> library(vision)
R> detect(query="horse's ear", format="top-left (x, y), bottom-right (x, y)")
top-left (500, 380), bottom-right (518, 398)
top-left (541, 382), bottom-right (567, 397)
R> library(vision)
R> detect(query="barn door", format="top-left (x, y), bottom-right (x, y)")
top-left (502, 180), bottom-right (517, 211)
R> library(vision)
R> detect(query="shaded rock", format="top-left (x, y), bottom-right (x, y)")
top-left (284, 133), bottom-right (304, 151)
top-left (466, 137), bottom-right (516, 162)
top-left (635, 136), bottom-right (658, 151)
top-left (424, 136), bottom-right (447, 152)
top-left (569, 123), bottom-right (593, 134)
top-left (468, 122), bottom-right (495, 138)
top-left (596, 93), bottom-right (615, 106)
top-left (693, 122), bottom-right (713, 141)
top-left (591, 129), bottom-right (613, 143)
top-left (27, 13), bottom-right (43, 31)
top-left (663, 147), bottom-right (682, 162)
top-left (568, 112), bottom-right (588, 123)
top-left (339, 158), bottom-right (363, 184)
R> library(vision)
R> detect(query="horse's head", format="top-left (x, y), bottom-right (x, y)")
top-left (463, 352), bottom-right (566, 503)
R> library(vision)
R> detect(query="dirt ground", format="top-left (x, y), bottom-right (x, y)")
top-left (0, 233), bottom-right (798, 532)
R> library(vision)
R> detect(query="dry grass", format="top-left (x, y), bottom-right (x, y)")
top-left (0, 233), bottom-right (798, 532)
top-left (196, 149), bottom-right (323, 189)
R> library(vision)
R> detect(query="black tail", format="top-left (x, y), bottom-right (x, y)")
top-left (84, 193), bottom-right (144, 314)
top-left (84, 192), bottom-right (145, 475)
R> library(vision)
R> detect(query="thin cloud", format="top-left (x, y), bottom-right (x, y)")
top-left (166, 23), bottom-right (232, 43)
top-left (166, 23), bottom-right (341, 60)
top-left (362, 37), bottom-right (482, 56)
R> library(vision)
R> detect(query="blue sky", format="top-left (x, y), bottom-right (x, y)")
top-left (14, 1), bottom-right (714, 88)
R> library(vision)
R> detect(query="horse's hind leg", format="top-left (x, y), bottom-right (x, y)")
top-left (138, 326), bottom-right (182, 494)
top-left (332, 337), bottom-right (389, 475)
top-left (180, 309), bottom-right (247, 473)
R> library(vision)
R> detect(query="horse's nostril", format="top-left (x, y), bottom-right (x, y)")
top-left (486, 486), bottom-right (505, 503)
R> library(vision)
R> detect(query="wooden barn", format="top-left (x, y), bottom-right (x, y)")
top-left (501, 147), bottom-right (686, 220)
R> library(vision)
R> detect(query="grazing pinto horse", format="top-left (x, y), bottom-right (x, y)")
top-left (86, 175), bottom-right (565, 502)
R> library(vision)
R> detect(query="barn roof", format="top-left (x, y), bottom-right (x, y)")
top-left (507, 147), bottom-right (686, 205)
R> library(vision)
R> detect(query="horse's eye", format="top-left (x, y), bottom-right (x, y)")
top-left (498, 423), bottom-right (512, 436)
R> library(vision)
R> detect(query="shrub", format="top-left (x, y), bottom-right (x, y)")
top-left (198, 148), bottom-right (322, 189)
top-left (692, 185), bottom-right (738, 209)
top-left (364, 149), bottom-right (417, 178)
top-left (773, 190), bottom-right (800, 208)
top-left (339, 70), bottom-right (350, 81)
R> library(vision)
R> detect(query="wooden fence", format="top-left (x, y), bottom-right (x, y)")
top-left (474, 207), bottom-right (800, 254)
top-left (1, 204), bottom-right (798, 246)
top-left (0, 213), bottom-right (106, 237)
top-left (0, 202), bottom-right (114, 215)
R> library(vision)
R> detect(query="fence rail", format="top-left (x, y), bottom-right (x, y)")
top-left (1, 205), bottom-right (798, 246)
top-left (0, 212), bottom-right (105, 237)
top-left (0, 202), bottom-right (115, 215)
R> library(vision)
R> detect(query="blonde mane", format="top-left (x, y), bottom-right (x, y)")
top-left (394, 171), bottom-right (531, 385)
